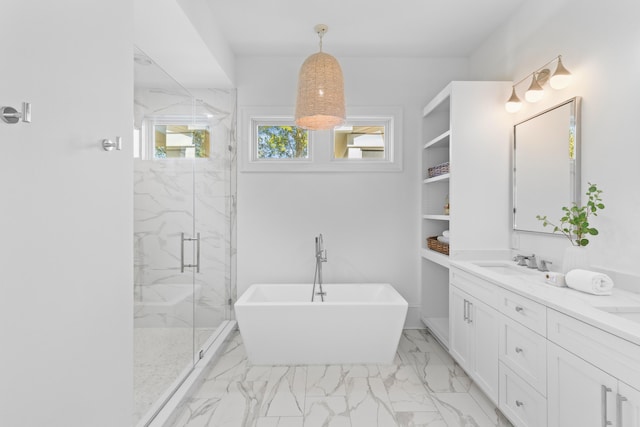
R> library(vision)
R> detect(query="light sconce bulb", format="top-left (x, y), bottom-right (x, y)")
top-left (550, 56), bottom-right (573, 90)
top-left (505, 87), bottom-right (522, 113)
top-left (524, 74), bottom-right (544, 103)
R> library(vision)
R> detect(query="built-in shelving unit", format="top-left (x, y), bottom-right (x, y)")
top-left (421, 85), bottom-right (452, 348)
top-left (420, 81), bottom-right (512, 350)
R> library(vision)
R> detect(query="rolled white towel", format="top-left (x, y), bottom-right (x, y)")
top-left (565, 269), bottom-right (614, 295)
top-left (437, 235), bottom-right (450, 244)
top-left (442, 230), bottom-right (450, 238)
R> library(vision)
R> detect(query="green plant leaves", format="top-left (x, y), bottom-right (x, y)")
top-left (535, 182), bottom-right (605, 246)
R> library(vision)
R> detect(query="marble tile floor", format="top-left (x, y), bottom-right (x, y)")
top-left (168, 329), bottom-right (514, 427)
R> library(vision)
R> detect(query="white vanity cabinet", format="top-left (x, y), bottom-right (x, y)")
top-left (547, 309), bottom-right (640, 427)
top-left (449, 269), bottom-right (500, 402)
top-left (548, 341), bottom-right (623, 427)
top-left (448, 261), bottom-right (640, 427)
top-left (619, 382), bottom-right (640, 426)
top-left (497, 288), bottom-right (547, 427)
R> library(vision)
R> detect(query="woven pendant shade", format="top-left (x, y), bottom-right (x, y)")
top-left (295, 32), bottom-right (345, 130)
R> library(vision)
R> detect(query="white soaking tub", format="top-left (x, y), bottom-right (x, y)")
top-left (235, 283), bottom-right (408, 365)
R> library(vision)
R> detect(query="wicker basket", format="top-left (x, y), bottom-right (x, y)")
top-left (426, 236), bottom-right (449, 256)
top-left (427, 161), bottom-right (450, 178)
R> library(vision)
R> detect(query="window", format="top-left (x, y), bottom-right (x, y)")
top-left (134, 117), bottom-right (211, 160)
top-left (154, 124), bottom-right (210, 159)
top-left (240, 106), bottom-right (402, 172)
top-left (334, 125), bottom-right (385, 159)
top-left (257, 125), bottom-right (309, 159)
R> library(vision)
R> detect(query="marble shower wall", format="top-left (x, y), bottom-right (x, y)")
top-left (134, 88), bottom-right (237, 334)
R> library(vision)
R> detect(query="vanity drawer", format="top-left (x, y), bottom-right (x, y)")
top-left (498, 288), bottom-right (546, 336)
top-left (499, 315), bottom-right (547, 396)
top-left (499, 363), bottom-right (547, 427)
top-left (450, 267), bottom-right (498, 307)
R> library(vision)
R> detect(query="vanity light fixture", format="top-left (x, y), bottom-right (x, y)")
top-left (505, 87), bottom-right (523, 113)
top-left (549, 56), bottom-right (573, 89)
top-left (295, 24), bottom-right (346, 130)
top-left (505, 55), bottom-right (572, 113)
top-left (524, 73), bottom-right (545, 103)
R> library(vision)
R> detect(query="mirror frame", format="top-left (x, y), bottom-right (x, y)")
top-left (512, 97), bottom-right (581, 234)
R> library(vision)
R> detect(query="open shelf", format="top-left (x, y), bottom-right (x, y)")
top-left (423, 173), bottom-right (450, 184)
top-left (421, 316), bottom-right (449, 350)
top-left (424, 130), bottom-right (451, 150)
top-left (421, 248), bottom-right (449, 268)
top-left (423, 84), bottom-right (451, 117)
top-left (422, 214), bottom-right (450, 221)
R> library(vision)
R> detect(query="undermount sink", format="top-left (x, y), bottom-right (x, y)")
top-left (471, 261), bottom-right (541, 277)
top-left (594, 306), bottom-right (640, 323)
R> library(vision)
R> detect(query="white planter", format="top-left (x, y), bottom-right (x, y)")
top-left (562, 246), bottom-right (590, 274)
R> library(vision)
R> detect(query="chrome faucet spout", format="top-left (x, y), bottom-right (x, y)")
top-left (311, 234), bottom-right (327, 302)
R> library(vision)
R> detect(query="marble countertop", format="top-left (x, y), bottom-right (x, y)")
top-left (450, 259), bottom-right (640, 346)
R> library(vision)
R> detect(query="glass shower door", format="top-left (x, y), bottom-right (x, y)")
top-left (133, 48), bottom-right (198, 425)
top-left (133, 47), bottom-right (235, 427)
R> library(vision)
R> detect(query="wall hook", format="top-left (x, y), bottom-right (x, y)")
top-left (102, 136), bottom-right (122, 151)
top-left (1, 102), bottom-right (31, 124)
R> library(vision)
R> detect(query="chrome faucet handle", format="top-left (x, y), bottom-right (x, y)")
top-left (538, 259), bottom-right (552, 272)
top-left (513, 254), bottom-right (528, 266)
top-left (526, 254), bottom-right (537, 269)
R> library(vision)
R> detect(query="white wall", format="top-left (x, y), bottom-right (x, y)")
top-left (468, 0), bottom-right (640, 288)
top-left (236, 56), bottom-right (468, 325)
top-left (0, 2), bottom-right (133, 426)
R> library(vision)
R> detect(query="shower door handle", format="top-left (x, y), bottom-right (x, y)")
top-left (180, 232), bottom-right (200, 273)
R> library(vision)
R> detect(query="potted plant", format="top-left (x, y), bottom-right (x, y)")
top-left (536, 183), bottom-right (605, 272)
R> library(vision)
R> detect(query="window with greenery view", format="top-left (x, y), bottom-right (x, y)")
top-left (257, 125), bottom-right (308, 159)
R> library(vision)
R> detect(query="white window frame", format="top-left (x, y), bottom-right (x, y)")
top-left (240, 106), bottom-right (402, 172)
top-left (250, 115), bottom-right (313, 164)
top-left (139, 115), bottom-right (212, 160)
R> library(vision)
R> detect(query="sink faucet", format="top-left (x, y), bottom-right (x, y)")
top-left (538, 259), bottom-right (552, 272)
top-left (525, 254), bottom-right (538, 269)
top-left (311, 234), bottom-right (327, 302)
top-left (513, 254), bottom-right (531, 266)
top-left (513, 253), bottom-right (538, 268)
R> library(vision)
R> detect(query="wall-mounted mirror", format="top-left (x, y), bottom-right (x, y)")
top-left (513, 97), bottom-right (581, 233)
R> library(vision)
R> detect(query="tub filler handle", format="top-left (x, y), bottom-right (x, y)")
top-left (181, 232), bottom-right (200, 273)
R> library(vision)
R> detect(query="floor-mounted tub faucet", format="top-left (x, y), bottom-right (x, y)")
top-left (311, 234), bottom-right (327, 302)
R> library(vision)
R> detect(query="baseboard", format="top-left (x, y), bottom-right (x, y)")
top-left (404, 305), bottom-right (424, 329)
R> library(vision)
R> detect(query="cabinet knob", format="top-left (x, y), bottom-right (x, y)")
top-left (515, 347), bottom-right (524, 354)
top-left (515, 306), bottom-right (524, 313)
top-left (516, 400), bottom-right (524, 407)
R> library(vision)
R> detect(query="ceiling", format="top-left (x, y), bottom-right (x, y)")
top-left (205, 0), bottom-right (526, 57)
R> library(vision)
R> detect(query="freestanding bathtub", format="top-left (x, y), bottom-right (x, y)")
top-left (235, 283), bottom-right (408, 365)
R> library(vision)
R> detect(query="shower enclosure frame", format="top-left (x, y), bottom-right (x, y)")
top-left (133, 46), bottom-right (237, 427)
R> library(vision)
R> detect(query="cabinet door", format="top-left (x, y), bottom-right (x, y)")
top-left (548, 342), bottom-right (618, 427)
top-left (449, 286), bottom-right (471, 370)
top-left (619, 381), bottom-right (640, 427)
top-left (470, 298), bottom-right (499, 403)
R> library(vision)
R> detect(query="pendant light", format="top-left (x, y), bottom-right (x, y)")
top-left (295, 24), bottom-right (346, 130)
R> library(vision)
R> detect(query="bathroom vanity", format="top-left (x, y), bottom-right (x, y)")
top-left (449, 259), bottom-right (640, 427)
